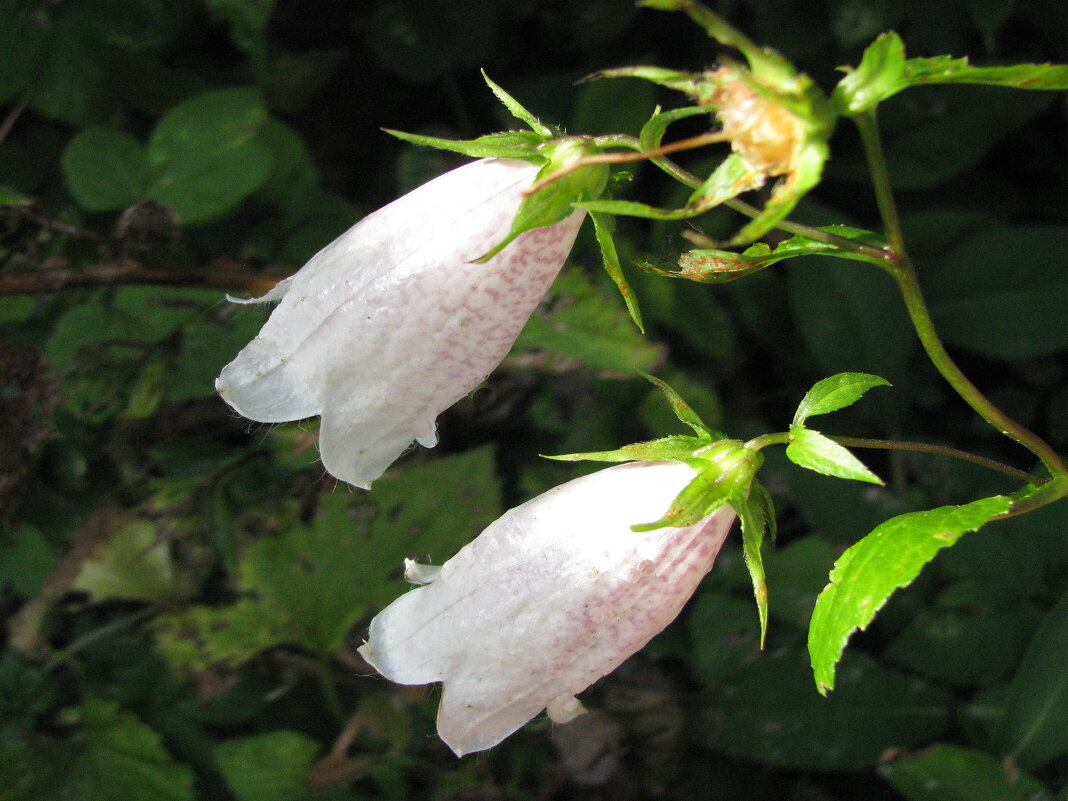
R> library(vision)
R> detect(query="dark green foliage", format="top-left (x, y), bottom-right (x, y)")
top-left (1, 0), bottom-right (1065, 799)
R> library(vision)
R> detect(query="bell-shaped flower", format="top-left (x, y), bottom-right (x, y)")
top-left (216, 157), bottom-right (585, 488)
top-left (358, 460), bottom-right (737, 756)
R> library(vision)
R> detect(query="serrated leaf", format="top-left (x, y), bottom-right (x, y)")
top-left (383, 128), bottom-right (544, 159)
top-left (61, 127), bottom-right (148, 210)
top-left (792, 372), bottom-right (891, 426)
top-left (215, 731), bottom-right (320, 801)
top-left (878, 743), bottom-right (1053, 801)
top-left (834, 30), bottom-right (1068, 114)
top-left (155, 448), bottom-right (501, 671)
top-left (509, 268), bottom-right (662, 376)
top-left (995, 589), bottom-right (1068, 769)
top-left (734, 484), bottom-right (769, 646)
top-left (808, 496), bottom-right (1012, 694)
top-left (60, 698), bottom-right (195, 801)
top-left (786, 427), bottom-right (883, 484)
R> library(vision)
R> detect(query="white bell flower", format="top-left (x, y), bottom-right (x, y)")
top-left (216, 158), bottom-right (585, 488)
top-left (358, 460), bottom-right (737, 756)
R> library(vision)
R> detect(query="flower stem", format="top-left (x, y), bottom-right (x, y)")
top-left (854, 110), bottom-right (1068, 485)
top-left (831, 436), bottom-right (1038, 483)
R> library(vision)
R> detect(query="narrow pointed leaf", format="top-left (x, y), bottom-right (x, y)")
top-left (640, 372), bottom-right (713, 438)
top-left (786, 427), bottom-right (883, 484)
top-left (544, 435), bottom-right (707, 464)
top-left (808, 495), bottom-right (1012, 694)
top-left (591, 211), bottom-right (643, 331)
top-left (591, 66), bottom-right (702, 97)
top-left (646, 226), bottom-right (888, 284)
top-left (835, 30), bottom-right (1068, 114)
top-left (734, 485), bottom-right (769, 647)
top-left (792, 372), bottom-right (891, 427)
top-left (481, 70), bottom-right (554, 138)
top-left (631, 468), bottom-right (730, 531)
top-left (383, 128), bottom-right (544, 159)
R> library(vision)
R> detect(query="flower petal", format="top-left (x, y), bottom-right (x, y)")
top-left (359, 460), bottom-right (736, 756)
top-left (217, 158), bottom-right (585, 488)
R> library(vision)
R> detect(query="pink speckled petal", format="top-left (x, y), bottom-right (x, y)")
top-left (217, 158), bottom-right (585, 488)
top-left (359, 461), bottom-right (736, 756)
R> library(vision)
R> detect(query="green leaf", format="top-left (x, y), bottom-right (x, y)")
top-left (694, 649), bottom-right (949, 770)
top-left (832, 31), bottom-right (907, 114)
top-left (215, 731), bottom-right (320, 801)
top-left (640, 372), bottom-right (713, 438)
top-left (17, 698), bottom-right (197, 801)
top-left (808, 496), bottom-right (1012, 694)
top-left (481, 70), bottom-right (553, 138)
top-left (545, 434), bottom-right (708, 464)
top-left (995, 589), bottom-right (1068, 769)
top-left (645, 226), bottom-right (888, 284)
top-left (878, 743), bottom-right (1053, 801)
top-left (146, 88), bottom-right (274, 222)
top-left (734, 484), bottom-right (770, 646)
top-left (383, 128), bottom-right (544, 160)
top-left (61, 127), bottom-right (148, 211)
top-left (786, 427), bottom-right (883, 484)
top-left (631, 467), bottom-right (731, 531)
top-left (155, 447), bottom-right (501, 670)
top-left (902, 56), bottom-right (1068, 90)
top-left (509, 268), bottom-right (662, 376)
top-left (73, 519), bottom-right (194, 604)
top-left (0, 525), bottom-right (55, 596)
top-left (886, 605), bottom-right (1043, 688)
top-left (926, 225), bottom-right (1068, 360)
top-left (834, 31), bottom-right (1068, 114)
top-left (590, 211), bottom-right (643, 331)
top-left (580, 153), bottom-right (756, 221)
top-left (792, 372), bottom-right (891, 427)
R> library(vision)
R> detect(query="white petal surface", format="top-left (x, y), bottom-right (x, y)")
top-left (216, 158), bottom-right (585, 488)
top-left (358, 461), bottom-right (736, 756)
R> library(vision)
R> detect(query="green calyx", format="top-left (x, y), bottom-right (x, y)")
top-left (474, 136), bottom-right (608, 263)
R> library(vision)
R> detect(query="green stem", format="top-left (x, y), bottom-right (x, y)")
top-left (607, 140), bottom-right (890, 261)
top-left (854, 110), bottom-right (1068, 482)
top-left (831, 436), bottom-right (1038, 483)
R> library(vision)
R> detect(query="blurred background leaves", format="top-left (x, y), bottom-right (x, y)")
top-left (0, 0), bottom-right (1065, 799)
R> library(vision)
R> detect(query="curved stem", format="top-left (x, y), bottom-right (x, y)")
top-left (831, 436), bottom-right (1039, 483)
top-left (854, 110), bottom-right (1067, 481)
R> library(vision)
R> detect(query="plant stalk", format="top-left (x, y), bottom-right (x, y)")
top-left (854, 110), bottom-right (1067, 484)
